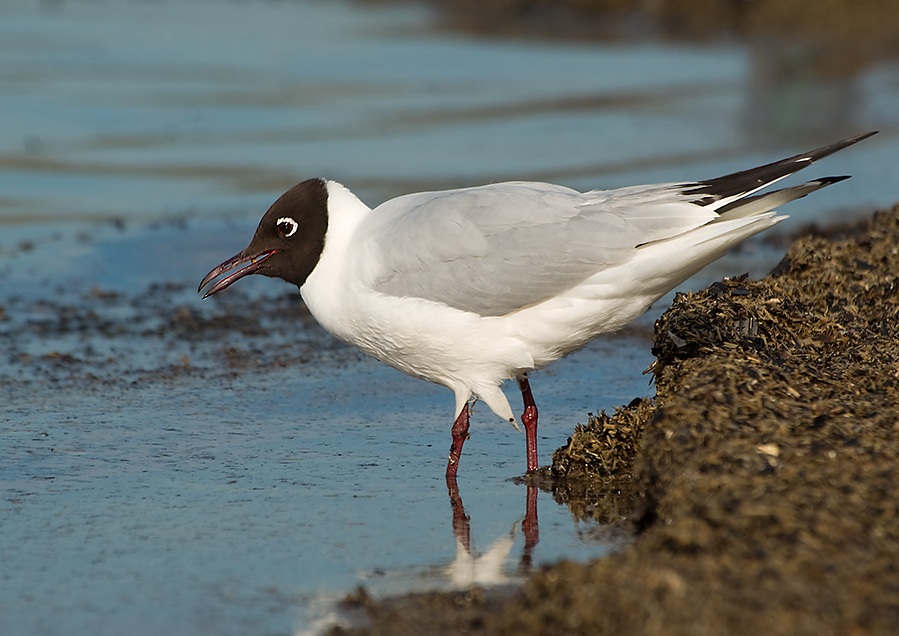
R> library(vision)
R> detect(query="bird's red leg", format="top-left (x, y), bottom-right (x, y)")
top-left (446, 403), bottom-right (470, 478)
top-left (517, 375), bottom-right (539, 473)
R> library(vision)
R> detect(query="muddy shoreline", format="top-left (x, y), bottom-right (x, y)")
top-left (325, 206), bottom-right (899, 635)
top-left (425, 0), bottom-right (899, 74)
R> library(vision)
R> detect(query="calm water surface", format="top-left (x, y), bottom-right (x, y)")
top-left (1, 1), bottom-right (897, 634)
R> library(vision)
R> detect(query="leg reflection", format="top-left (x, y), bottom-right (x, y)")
top-left (446, 473), bottom-right (471, 554)
top-left (520, 483), bottom-right (539, 573)
top-left (444, 474), bottom-right (540, 584)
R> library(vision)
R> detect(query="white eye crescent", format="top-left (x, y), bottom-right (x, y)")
top-left (276, 216), bottom-right (298, 238)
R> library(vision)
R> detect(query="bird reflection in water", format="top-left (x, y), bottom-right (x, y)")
top-left (444, 474), bottom-right (539, 586)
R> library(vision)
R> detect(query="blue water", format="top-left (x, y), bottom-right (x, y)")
top-left (1, 1), bottom-right (898, 634)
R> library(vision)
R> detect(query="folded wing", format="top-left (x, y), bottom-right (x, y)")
top-left (359, 181), bottom-right (716, 316)
top-left (359, 132), bottom-right (875, 317)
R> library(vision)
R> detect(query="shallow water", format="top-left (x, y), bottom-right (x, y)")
top-left (1, 224), bottom-right (651, 635)
top-left (1, 1), bottom-right (898, 634)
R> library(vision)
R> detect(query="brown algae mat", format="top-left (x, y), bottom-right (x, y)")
top-left (328, 207), bottom-right (899, 635)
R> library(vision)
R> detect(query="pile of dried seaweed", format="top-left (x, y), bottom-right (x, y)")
top-left (550, 398), bottom-right (655, 481)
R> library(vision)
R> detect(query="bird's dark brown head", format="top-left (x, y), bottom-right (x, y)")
top-left (198, 178), bottom-right (329, 297)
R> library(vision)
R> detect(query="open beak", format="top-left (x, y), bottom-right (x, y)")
top-left (198, 249), bottom-right (279, 298)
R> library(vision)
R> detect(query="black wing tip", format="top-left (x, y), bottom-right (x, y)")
top-left (801, 130), bottom-right (878, 164)
top-left (686, 131), bottom-right (876, 203)
top-left (814, 175), bottom-right (851, 186)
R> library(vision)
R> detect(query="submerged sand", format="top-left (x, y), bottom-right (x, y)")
top-left (327, 208), bottom-right (899, 634)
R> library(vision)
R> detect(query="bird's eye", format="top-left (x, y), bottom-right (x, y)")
top-left (276, 216), bottom-right (299, 238)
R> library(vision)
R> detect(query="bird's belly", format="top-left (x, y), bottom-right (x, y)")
top-left (503, 291), bottom-right (656, 369)
top-left (303, 281), bottom-right (656, 389)
top-left (306, 291), bottom-right (531, 389)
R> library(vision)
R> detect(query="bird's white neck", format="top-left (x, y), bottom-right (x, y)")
top-left (299, 181), bottom-right (371, 330)
top-left (323, 180), bottom-right (371, 237)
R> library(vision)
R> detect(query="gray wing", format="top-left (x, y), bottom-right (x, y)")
top-left (357, 181), bottom-right (716, 316)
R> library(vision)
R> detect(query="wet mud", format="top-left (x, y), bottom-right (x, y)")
top-left (0, 272), bottom-right (353, 396)
top-left (325, 206), bottom-right (899, 634)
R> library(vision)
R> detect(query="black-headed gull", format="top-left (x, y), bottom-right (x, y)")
top-left (199, 131), bottom-right (875, 476)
